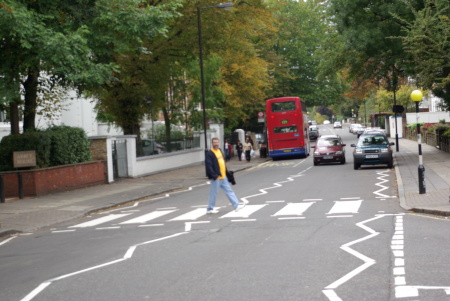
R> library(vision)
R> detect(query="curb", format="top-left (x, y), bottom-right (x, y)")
top-left (394, 156), bottom-right (410, 211)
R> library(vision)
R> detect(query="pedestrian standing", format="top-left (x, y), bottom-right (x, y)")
top-left (244, 137), bottom-right (253, 162)
top-left (224, 140), bottom-right (230, 162)
top-left (236, 140), bottom-right (243, 161)
top-left (205, 138), bottom-right (246, 214)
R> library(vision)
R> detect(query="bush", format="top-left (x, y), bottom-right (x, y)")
top-left (428, 124), bottom-right (450, 133)
top-left (443, 129), bottom-right (450, 137)
top-left (45, 126), bottom-right (91, 165)
top-left (0, 126), bottom-right (91, 171)
top-left (0, 131), bottom-right (51, 171)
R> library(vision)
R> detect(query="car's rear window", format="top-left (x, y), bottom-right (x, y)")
top-left (317, 138), bottom-right (340, 146)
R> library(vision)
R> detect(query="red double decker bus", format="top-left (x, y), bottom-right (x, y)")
top-left (265, 97), bottom-right (310, 159)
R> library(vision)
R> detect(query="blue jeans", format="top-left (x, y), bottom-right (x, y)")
top-left (208, 177), bottom-right (240, 210)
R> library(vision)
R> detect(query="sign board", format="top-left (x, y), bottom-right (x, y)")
top-left (258, 111), bottom-right (265, 118)
top-left (13, 151), bottom-right (37, 168)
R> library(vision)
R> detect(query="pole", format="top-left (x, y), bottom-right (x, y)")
top-left (416, 102), bottom-right (426, 194)
top-left (394, 89), bottom-right (399, 152)
top-left (197, 7), bottom-right (208, 154)
top-left (0, 174), bottom-right (5, 203)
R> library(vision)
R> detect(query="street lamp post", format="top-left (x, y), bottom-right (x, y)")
top-left (197, 2), bottom-right (233, 153)
top-left (411, 90), bottom-right (426, 194)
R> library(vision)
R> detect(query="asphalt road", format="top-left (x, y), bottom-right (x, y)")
top-left (1, 125), bottom-right (449, 301)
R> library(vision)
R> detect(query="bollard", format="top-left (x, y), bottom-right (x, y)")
top-left (18, 172), bottom-right (24, 199)
top-left (0, 175), bottom-right (4, 203)
top-left (418, 165), bottom-right (426, 194)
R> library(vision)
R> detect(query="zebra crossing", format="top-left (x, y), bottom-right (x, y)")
top-left (61, 199), bottom-right (364, 232)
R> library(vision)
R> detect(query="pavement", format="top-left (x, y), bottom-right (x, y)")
top-left (1, 140), bottom-right (449, 238)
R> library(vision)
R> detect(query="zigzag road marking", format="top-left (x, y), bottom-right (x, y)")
top-left (374, 170), bottom-right (396, 198)
top-left (322, 215), bottom-right (387, 300)
top-left (20, 232), bottom-right (187, 301)
top-left (241, 166), bottom-right (312, 204)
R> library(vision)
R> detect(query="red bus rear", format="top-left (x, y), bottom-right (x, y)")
top-left (265, 97), bottom-right (310, 159)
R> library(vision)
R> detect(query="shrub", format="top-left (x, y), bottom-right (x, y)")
top-left (0, 126), bottom-right (91, 171)
top-left (428, 124), bottom-right (450, 133)
top-left (0, 131), bottom-right (51, 171)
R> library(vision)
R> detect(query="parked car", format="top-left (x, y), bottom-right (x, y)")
top-left (350, 123), bottom-right (364, 135)
top-left (355, 126), bottom-right (366, 138)
top-left (309, 125), bottom-right (319, 134)
top-left (323, 120), bottom-right (330, 125)
top-left (333, 121), bottom-right (342, 129)
top-left (312, 135), bottom-right (346, 165)
top-left (309, 130), bottom-right (319, 141)
top-left (351, 134), bottom-right (394, 170)
top-left (349, 123), bottom-right (362, 133)
top-left (141, 139), bottom-right (165, 155)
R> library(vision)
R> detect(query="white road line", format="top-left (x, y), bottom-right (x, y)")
top-left (51, 230), bottom-right (76, 233)
top-left (303, 198), bottom-right (322, 201)
top-left (220, 204), bottom-right (267, 219)
top-left (272, 202), bottom-right (314, 217)
top-left (138, 224), bottom-right (164, 228)
top-left (231, 219), bottom-right (256, 222)
top-left (0, 236), bottom-right (17, 246)
top-left (266, 200), bottom-right (285, 203)
top-left (185, 221), bottom-right (210, 231)
top-left (327, 200), bottom-right (362, 215)
top-left (339, 197), bottom-right (360, 200)
top-left (170, 208), bottom-right (206, 221)
top-left (95, 226), bottom-right (121, 230)
top-left (21, 232), bottom-right (187, 301)
top-left (278, 217), bottom-right (305, 220)
top-left (323, 215), bottom-right (383, 299)
top-left (70, 214), bottom-right (132, 228)
top-left (326, 215), bottom-right (353, 218)
top-left (120, 210), bottom-right (176, 224)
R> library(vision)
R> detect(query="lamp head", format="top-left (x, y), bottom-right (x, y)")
top-left (411, 90), bottom-right (423, 102)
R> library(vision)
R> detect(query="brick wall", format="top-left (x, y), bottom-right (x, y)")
top-left (1, 161), bottom-right (105, 198)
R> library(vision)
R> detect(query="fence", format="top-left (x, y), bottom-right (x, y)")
top-left (403, 127), bottom-right (450, 153)
top-left (137, 135), bottom-right (200, 157)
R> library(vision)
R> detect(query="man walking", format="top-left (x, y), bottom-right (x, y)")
top-left (205, 137), bottom-right (246, 214)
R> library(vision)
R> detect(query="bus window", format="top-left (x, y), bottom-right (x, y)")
top-left (271, 101), bottom-right (296, 112)
top-left (274, 126), bottom-right (298, 134)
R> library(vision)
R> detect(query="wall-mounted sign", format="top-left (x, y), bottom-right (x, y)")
top-left (13, 151), bottom-right (36, 168)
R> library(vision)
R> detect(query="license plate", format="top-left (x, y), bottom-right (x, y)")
top-left (323, 156), bottom-right (333, 159)
top-left (283, 150), bottom-right (291, 152)
top-left (366, 155), bottom-right (378, 158)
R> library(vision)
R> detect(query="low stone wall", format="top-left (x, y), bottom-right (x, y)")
top-left (1, 161), bottom-right (105, 198)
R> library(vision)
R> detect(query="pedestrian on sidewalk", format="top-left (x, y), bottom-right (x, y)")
top-left (224, 139), bottom-right (231, 162)
top-left (236, 140), bottom-right (243, 161)
top-left (244, 137), bottom-right (253, 162)
top-left (205, 138), bottom-right (246, 214)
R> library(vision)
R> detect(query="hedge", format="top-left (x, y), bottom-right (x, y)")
top-left (0, 126), bottom-right (91, 171)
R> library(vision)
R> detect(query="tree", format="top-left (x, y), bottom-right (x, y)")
top-left (326, 0), bottom-right (420, 98)
top-left (270, 0), bottom-right (345, 106)
top-left (0, 0), bottom-right (179, 134)
top-left (398, 0), bottom-right (450, 110)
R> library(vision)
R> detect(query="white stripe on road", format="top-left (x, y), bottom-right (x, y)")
top-left (327, 200), bottom-right (362, 215)
top-left (120, 210), bottom-right (176, 224)
top-left (170, 208), bottom-right (206, 221)
top-left (69, 214), bottom-right (131, 228)
top-left (273, 202), bottom-right (314, 216)
top-left (220, 205), bottom-right (267, 218)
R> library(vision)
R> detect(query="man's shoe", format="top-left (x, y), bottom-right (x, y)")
top-left (206, 209), bottom-right (219, 214)
top-left (235, 203), bottom-right (246, 212)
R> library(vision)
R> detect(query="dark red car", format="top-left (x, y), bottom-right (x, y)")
top-left (312, 135), bottom-right (346, 165)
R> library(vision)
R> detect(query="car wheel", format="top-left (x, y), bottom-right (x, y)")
top-left (387, 160), bottom-right (393, 169)
top-left (340, 157), bottom-right (346, 164)
top-left (314, 161), bottom-right (319, 166)
top-left (353, 162), bottom-right (360, 170)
